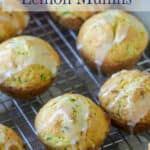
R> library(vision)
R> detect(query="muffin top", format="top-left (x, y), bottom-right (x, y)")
top-left (0, 36), bottom-right (60, 85)
top-left (99, 70), bottom-right (150, 127)
top-left (0, 124), bottom-right (25, 150)
top-left (35, 93), bottom-right (110, 149)
top-left (77, 10), bottom-right (148, 67)
top-left (49, 0), bottom-right (108, 21)
top-left (0, 1), bottom-right (29, 42)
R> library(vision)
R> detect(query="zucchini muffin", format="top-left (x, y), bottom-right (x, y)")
top-left (49, 0), bottom-right (108, 30)
top-left (77, 10), bottom-right (149, 74)
top-left (98, 70), bottom-right (150, 133)
top-left (0, 124), bottom-right (25, 150)
top-left (0, 1), bottom-right (29, 42)
top-left (0, 36), bottom-right (61, 99)
top-left (35, 93), bottom-right (110, 150)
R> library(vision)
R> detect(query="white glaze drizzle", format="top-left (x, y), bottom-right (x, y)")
top-left (102, 70), bottom-right (150, 127)
top-left (76, 44), bottom-right (83, 50)
top-left (114, 23), bottom-right (130, 44)
top-left (127, 92), bottom-right (150, 127)
top-left (102, 84), bottom-right (117, 98)
top-left (111, 70), bottom-right (127, 78)
top-left (100, 70), bottom-right (127, 97)
top-left (107, 76), bottom-right (148, 110)
top-left (37, 96), bottom-right (89, 148)
top-left (37, 109), bottom-right (73, 133)
top-left (0, 36), bottom-right (58, 83)
top-left (95, 21), bottom-right (129, 67)
top-left (78, 11), bottom-right (130, 68)
top-left (0, 129), bottom-right (5, 143)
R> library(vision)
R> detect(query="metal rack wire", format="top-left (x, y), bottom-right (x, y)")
top-left (0, 12), bottom-right (149, 150)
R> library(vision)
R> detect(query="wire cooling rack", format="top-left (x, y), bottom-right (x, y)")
top-left (0, 12), bottom-right (150, 150)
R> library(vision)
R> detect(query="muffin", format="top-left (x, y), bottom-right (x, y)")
top-left (35, 93), bottom-right (110, 150)
top-left (98, 70), bottom-right (150, 133)
top-left (0, 124), bottom-right (25, 149)
top-left (0, 36), bottom-right (61, 99)
top-left (0, 1), bottom-right (29, 42)
top-left (49, 0), bottom-right (108, 30)
top-left (77, 10), bottom-right (149, 74)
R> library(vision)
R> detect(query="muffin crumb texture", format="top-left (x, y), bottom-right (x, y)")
top-left (0, 2), bottom-right (29, 42)
top-left (77, 10), bottom-right (148, 74)
top-left (99, 70), bottom-right (150, 132)
top-left (35, 93), bottom-right (110, 150)
top-left (0, 36), bottom-right (60, 99)
top-left (49, 0), bottom-right (109, 30)
top-left (0, 124), bottom-right (25, 150)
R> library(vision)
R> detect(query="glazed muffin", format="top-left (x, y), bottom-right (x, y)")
top-left (98, 70), bottom-right (150, 133)
top-left (0, 1), bottom-right (29, 42)
top-left (77, 10), bottom-right (149, 74)
top-left (0, 124), bottom-right (25, 149)
top-left (35, 93), bottom-right (110, 150)
top-left (49, 0), bottom-right (108, 30)
top-left (0, 36), bottom-right (61, 99)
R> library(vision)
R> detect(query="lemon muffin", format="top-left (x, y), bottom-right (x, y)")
top-left (35, 93), bottom-right (110, 150)
top-left (77, 10), bottom-right (149, 74)
top-left (0, 124), bottom-right (25, 150)
top-left (0, 36), bottom-right (61, 99)
top-left (49, 0), bottom-right (108, 30)
top-left (0, 1), bottom-right (29, 42)
top-left (98, 70), bottom-right (150, 133)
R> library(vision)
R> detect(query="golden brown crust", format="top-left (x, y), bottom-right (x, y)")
top-left (111, 114), bottom-right (150, 133)
top-left (79, 47), bottom-right (142, 74)
top-left (0, 77), bottom-right (54, 99)
top-left (0, 36), bottom-right (61, 99)
top-left (49, 0), bottom-right (110, 30)
top-left (0, 11), bottom-right (29, 42)
top-left (35, 93), bottom-right (110, 150)
top-left (86, 100), bottom-right (110, 149)
top-left (51, 12), bottom-right (84, 30)
top-left (99, 70), bottom-right (150, 133)
top-left (0, 124), bottom-right (25, 150)
top-left (77, 10), bottom-right (148, 75)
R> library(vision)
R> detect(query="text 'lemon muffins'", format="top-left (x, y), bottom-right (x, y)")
top-left (99, 70), bottom-right (150, 133)
top-left (0, 124), bottom-right (25, 150)
top-left (0, 1), bottom-right (29, 42)
top-left (0, 36), bottom-right (61, 99)
top-left (49, 0), bottom-right (109, 30)
top-left (35, 93), bottom-right (110, 150)
top-left (77, 10), bottom-right (149, 74)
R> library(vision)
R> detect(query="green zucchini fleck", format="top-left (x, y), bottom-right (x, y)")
top-left (40, 74), bottom-right (47, 81)
top-left (69, 98), bottom-right (76, 102)
top-left (62, 11), bottom-right (71, 16)
top-left (119, 79), bottom-right (124, 83)
top-left (116, 103), bottom-right (122, 120)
